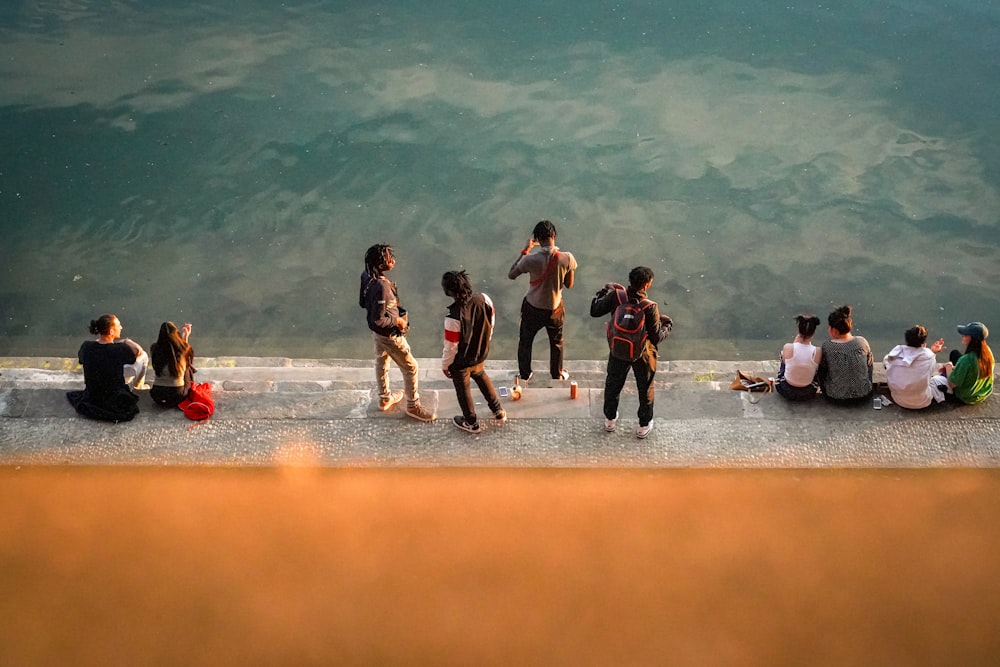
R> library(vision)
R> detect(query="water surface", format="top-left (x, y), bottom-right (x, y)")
top-left (2, 1), bottom-right (999, 361)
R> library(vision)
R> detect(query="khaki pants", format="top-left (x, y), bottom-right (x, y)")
top-left (373, 333), bottom-right (420, 406)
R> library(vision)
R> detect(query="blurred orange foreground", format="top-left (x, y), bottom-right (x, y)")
top-left (2, 467), bottom-right (999, 666)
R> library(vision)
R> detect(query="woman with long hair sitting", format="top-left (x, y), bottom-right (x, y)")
top-left (939, 322), bottom-right (994, 405)
top-left (150, 321), bottom-right (195, 408)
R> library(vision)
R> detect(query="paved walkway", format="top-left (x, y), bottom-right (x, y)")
top-left (4, 357), bottom-right (1000, 666)
top-left (2, 356), bottom-right (998, 467)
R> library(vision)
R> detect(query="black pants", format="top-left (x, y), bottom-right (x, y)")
top-left (603, 350), bottom-right (657, 427)
top-left (517, 298), bottom-right (565, 380)
top-left (450, 361), bottom-right (502, 425)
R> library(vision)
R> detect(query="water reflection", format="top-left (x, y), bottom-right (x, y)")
top-left (2, 1), bottom-right (999, 361)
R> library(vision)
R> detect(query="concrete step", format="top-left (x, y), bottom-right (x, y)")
top-left (1, 357), bottom-right (890, 393)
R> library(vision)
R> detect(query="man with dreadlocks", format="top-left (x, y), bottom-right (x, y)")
top-left (359, 243), bottom-right (435, 422)
top-left (441, 270), bottom-right (505, 434)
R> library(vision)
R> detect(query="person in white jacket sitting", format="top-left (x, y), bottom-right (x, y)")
top-left (884, 325), bottom-right (947, 409)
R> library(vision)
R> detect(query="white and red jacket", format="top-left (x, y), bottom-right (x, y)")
top-left (442, 293), bottom-right (495, 371)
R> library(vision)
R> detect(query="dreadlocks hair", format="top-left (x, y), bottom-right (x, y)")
top-left (441, 270), bottom-right (473, 306)
top-left (364, 244), bottom-right (394, 279)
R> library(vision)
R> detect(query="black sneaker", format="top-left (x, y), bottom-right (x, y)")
top-left (452, 415), bottom-right (483, 434)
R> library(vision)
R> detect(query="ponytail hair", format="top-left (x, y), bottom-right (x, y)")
top-left (794, 314), bottom-right (820, 338)
top-left (966, 338), bottom-right (995, 380)
top-left (828, 305), bottom-right (853, 335)
top-left (89, 314), bottom-right (117, 336)
top-left (441, 270), bottom-right (473, 306)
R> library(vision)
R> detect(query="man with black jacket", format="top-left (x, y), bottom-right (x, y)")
top-left (441, 270), bottom-right (505, 434)
top-left (360, 243), bottom-right (435, 422)
top-left (590, 266), bottom-right (672, 439)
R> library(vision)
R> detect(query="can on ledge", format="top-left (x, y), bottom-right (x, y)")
top-left (570, 381), bottom-right (578, 399)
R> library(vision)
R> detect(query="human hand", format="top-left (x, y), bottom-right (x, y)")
top-left (660, 314), bottom-right (673, 329)
top-left (182, 323), bottom-right (192, 339)
top-left (443, 368), bottom-right (452, 379)
top-left (930, 337), bottom-right (945, 353)
top-left (523, 238), bottom-right (538, 252)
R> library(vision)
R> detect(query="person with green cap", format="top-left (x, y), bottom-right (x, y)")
top-left (937, 322), bottom-right (994, 405)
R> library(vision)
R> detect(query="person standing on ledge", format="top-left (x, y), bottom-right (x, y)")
top-left (590, 266), bottom-right (672, 439)
top-left (359, 243), bottom-right (435, 422)
top-left (507, 219), bottom-right (578, 382)
top-left (440, 269), bottom-right (505, 434)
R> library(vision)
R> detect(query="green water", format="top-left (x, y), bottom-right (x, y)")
top-left (2, 1), bottom-right (999, 362)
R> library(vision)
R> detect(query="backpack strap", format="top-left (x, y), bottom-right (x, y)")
top-left (529, 251), bottom-right (560, 287)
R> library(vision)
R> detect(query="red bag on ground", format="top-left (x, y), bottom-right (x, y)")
top-left (178, 382), bottom-right (215, 421)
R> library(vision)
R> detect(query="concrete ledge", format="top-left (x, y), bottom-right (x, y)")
top-left (1, 357), bottom-right (997, 468)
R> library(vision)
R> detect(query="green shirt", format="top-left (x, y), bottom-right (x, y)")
top-left (950, 352), bottom-right (994, 404)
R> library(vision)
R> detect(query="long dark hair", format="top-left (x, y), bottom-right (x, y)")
top-left (364, 244), bottom-right (394, 280)
top-left (442, 270), bottom-right (473, 306)
top-left (150, 321), bottom-right (193, 378)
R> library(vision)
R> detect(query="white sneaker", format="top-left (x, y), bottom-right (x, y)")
top-left (604, 413), bottom-right (618, 432)
top-left (635, 420), bottom-right (654, 439)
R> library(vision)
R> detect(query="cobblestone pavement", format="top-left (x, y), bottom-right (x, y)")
top-left (2, 357), bottom-right (998, 467)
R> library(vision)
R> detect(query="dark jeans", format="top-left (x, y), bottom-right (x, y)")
top-left (603, 351), bottom-right (657, 427)
top-left (150, 384), bottom-right (189, 408)
top-left (776, 360), bottom-right (818, 401)
top-left (450, 361), bottom-right (502, 424)
top-left (518, 298), bottom-right (565, 380)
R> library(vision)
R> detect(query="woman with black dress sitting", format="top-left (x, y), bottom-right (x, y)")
top-left (66, 314), bottom-right (147, 422)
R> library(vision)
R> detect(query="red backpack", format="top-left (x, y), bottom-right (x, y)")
top-left (606, 289), bottom-right (652, 362)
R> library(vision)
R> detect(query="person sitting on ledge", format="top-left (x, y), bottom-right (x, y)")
top-left (775, 314), bottom-right (822, 401)
top-left (66, 313), bottom-right (147, 422)
top-left (817, 305), bottom-right (873, 405)
top-left (150, 321), bottom-right (195, 408)
top-left (884, 325), bottom-right (946, 409)
top-left (937, 322), bottom-right (994, 405)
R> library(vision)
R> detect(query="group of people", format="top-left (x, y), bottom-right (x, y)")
top-left (775, 305), bottom-right (994, 409)
top-left (361, 220), bottom-right (672, 438)
top-left (66, 315), bottom-right (196, 422)
top-left (68, 221), bottom-right (992, 430)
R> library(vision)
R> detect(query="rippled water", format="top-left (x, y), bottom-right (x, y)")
top-left (2, 1), bottom-right (999, 361)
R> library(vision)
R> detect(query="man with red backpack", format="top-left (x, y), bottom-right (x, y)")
top-left (590, 266), bottom-right (673, 438)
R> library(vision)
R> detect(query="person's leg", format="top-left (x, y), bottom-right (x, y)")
top-left (634, 357), bottom-right (656, 427)
top-left (517, 299), bottom-right (545, 380)
top-left (470, 363), bottom-right (502, 415)
top-left (950, 349), bottom-right (961, 365)
top-left (380, 334), bottom-right (420, 405)
top-left (603, 356), bottom-right (629, 421)
top-left (372, 334), bottom-right (393, 401)
top-left (123, 351), bottom-right (149, 390)
top-left (544, 302), bottom-right (566, 378)
top-left (450, 364), bottom-right (476, 422)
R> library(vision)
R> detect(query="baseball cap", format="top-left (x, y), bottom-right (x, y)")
top-left (957, 322), bottom-right (989, 340)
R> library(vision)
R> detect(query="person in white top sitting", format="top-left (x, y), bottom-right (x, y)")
top-left (884, 325), bottom-right (946, 409)
top-left (776, 314), bottom-right (822, 400)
